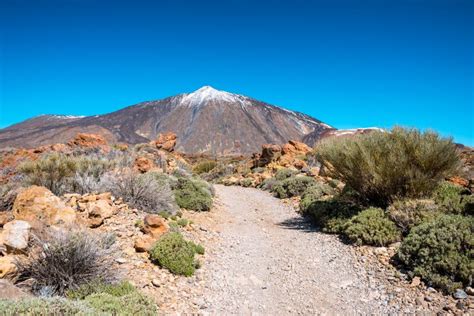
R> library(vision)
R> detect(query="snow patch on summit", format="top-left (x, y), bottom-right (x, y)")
top-left (181, 86), bottom-right (247, 107)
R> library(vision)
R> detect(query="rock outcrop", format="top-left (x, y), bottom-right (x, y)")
top-left (12, 186), bottom-right (77, 229)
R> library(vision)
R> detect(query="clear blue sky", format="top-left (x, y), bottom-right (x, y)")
top-left (1, 0), bottom-right (473, 145)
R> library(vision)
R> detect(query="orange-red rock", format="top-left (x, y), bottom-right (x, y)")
top-left (12, 186), bottom-right (77, 228)
top-left (134, 156), bottom-right (155, 173)
top-left (68, 133), bottom-right (108, 150)
top-left (142, 214), bottom-right (168, 238)
top-left (154, 132), bottom-right (177, 152)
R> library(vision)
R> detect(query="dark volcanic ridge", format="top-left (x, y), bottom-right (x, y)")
top-left (0, 86), bottom-right (335, 154)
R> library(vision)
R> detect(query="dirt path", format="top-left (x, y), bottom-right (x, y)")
top-left (200, 185), bottom-right (398, 315)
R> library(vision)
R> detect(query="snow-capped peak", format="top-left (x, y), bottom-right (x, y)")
top-left (181, 85), bottom-right (240, 105)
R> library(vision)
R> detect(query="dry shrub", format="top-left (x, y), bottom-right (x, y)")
top-left (16, 229), bottom-right (118, 296)
top-left (102, 170), bottom-right (178, 214)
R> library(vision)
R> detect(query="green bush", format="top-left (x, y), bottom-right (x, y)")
top-left (387, 199), bottom-right (441, 234)
top-left (299, 183), bottom-right (335, 212)
top-left (193, 160), bottom-right (217, 174)
top-left (397, 214), bottom-right (474, 293)
top-left (258, 177), bottom-right (281, 191)
top-left (177, 218), bottom-right (189, 227)
top-left (432, 181), bottom-right (470, 214)
top-left (18, 153), bottom-right (78, 195)
top-left (0, 297), bottom-right (93, 315)
top-left (343, 207), bottom-right (401, 246)
top-left (316, 127), bottom-right (460, 207)
top-left (67, 280), bottom-right (136, 300)
top-left (274, 168), bottom-right (298, 181)
top-left (149, 232), bottom-right (204, 276)
top-left (240, 178), bottom-right (253, 187)
top-left (174, 178), bottom-right (213, 211)
top-left (301, 197), bottom-right (361, 233)
top-left (271, 176), bottom-right (317, 199)
top-left (84, 291), bottom-right (157, 315)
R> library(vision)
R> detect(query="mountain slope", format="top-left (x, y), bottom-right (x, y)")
top-left (0, 86), bottom-right (333, 154)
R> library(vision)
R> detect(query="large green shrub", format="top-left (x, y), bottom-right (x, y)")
top-left (387, 199), bottom-right (441, 234)
top-left (300, 197), bottom-right (361, 234)
top-left (149, 232), bottom-right (204, 276)
top-left (316, 127), bottom-right (460, 207)
top-left (432, 181), bottom-right (471, 214)
top-left (174, 178), bottom-right (213, 211)
top-left (67, 280), bottom-right (136, 300)
top-left (271, 176), bottom-right (317, 199)
top-left (397, 214), bottom-right (474, 293)
top-left (343, 207), bottom-right (401, 246)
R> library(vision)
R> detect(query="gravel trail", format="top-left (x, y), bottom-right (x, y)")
top-left (202, 185), bottom-right (394, 315)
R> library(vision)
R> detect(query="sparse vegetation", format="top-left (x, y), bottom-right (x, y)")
top-left (174, 177), bottom-right (213, 211)
top-left (316, 127), bottom-right (460, 207)
top-left (343, 207), bottom-right (401, 246)
top-left (397, 215), bottom-right (474, 293)
top-left (149, 232), bottom-right (204, 276)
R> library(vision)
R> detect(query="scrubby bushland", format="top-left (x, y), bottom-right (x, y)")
top-left (193, 160), bottom-right (217, 175)
top-left (387, 199), bottom-right (441, 235)
top-left (67, 280), bottom-right (158, 314)
top-left (432, 181), bottom-right (471, 214)
top-left (316, 127), bottom-right (460, 207)
top-left (271, 176), bottom-right (317, 199)
top-left (0, 281), bottom-right (158, 315)
top-left (274, 168), bottom-right (298, 181)
top-left (259, 177), bottom-right (281, 191)
top-left (17, 152), bottom-right (118, 195)
top-left (0, 297), bottom-right (93, 314)
top-left (149, 232), bottom-right (204, 276)
top-left (299, 183), bottom-right (336, 212)
top-left (0, 183), bottom-right (20, 211)
top-left (397, 215), bottom-right (474, 293)
top-left (173, 177), bottom-right (213, 211)
top-left (72, 156), bottom-right (115, 194)
top-left (102, 170), bottom-right (178, 214)
top-left (18, 153), bottom-right (78, 195)
top-left (300, 197), bottom-right (361, 234)
top-left (83, 291), bottom-right (157, 315)
top-left (343, 207), bottom-right (401, 246)
top-left (16, 229), bottom-right (118, 296)
top-left (67, 280), bottom-right (135, 300)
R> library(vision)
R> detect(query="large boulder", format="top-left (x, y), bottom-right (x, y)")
top-left (12, 186), bottom-right (77, 228)
top-left (0, 220), bottom-right (31, 253)
top-left (153, 132), bottom-right (177, 152)
top-left (253, 144), bottom-right (282, 167)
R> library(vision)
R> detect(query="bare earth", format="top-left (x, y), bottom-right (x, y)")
top-left (200, 185), bottom-right (398, 315)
